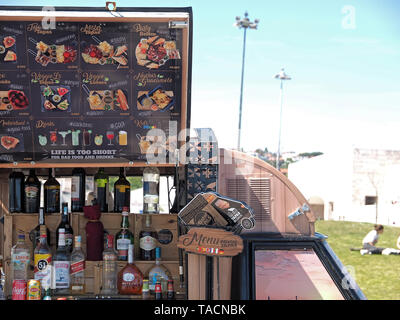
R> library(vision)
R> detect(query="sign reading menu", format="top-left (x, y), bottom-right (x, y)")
top-left (0, 15), bottom-right (189, 164)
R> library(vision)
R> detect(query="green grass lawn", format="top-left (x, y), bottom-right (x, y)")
top-left (315, 220), bottom-right (400, 300)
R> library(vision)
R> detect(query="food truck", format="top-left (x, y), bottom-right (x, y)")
top-left (0, 5), bottom-right (365, 300)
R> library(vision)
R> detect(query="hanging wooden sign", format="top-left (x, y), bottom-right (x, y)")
top-left (177, 227), bottom-right (243, 257)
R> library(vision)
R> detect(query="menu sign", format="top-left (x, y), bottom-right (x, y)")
top-left (0, 19), bottom-right (187, 163)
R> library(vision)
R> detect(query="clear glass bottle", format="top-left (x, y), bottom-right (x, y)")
top-left (34, 225), bottom-right (52, 290)
top-left (29, 207), bottom-right (51, 254)
top-left (145, 247), bottom-right (171, 298)
top-left (53, 228), bottom-right (70, 295)
top-left (11, 233), bottom-right (30, 282)
top-left (102, 234), bottom-right (118, 295)
top-left (139, 215), bottom-right (157, 260)
top-left (114, 167), bottom-right (131, 213)
top-left (143, 167), bottom-right (160, 214)
top-left (70, 235), bottom-right (85, 295)
top-left (115, 207), bottom-right (134, 261)
top-left (44, 168), bottom-right (60, 214)
top-left (117, 244), bottom-right (143, 295)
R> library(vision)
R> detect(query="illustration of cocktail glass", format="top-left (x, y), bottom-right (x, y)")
top-left (50, 130), bottom-right (57, 145)
top-left (58, 130), bottom-right (71, 146)
top-left (106, 131), bottom-right (114, 145)
top-left (94, 134), bottom-right (103, 146)
top-left (71, 129), bottom-right (80, 146)
top-left (38, 135), bottom-right (47, 146)
top-left (83, 129), bottom-right (92, 146)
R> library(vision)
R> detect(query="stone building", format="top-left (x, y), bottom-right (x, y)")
top-left (288, 147), bottom-right (400, 226)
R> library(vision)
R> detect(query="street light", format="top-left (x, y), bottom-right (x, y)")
top-left (274, 68), bottom-right (291, 170)
top-left (234, 12), bottom-right (259, 152)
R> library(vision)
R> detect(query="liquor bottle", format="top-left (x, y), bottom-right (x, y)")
top-left (43, 287), bottom-right (52, 300)
top-left (142, 278), bottom-right (150, 300)
top-left (56, 203), bottom-right (74, 253)
top-left (155, 281), bottom-right (162, 300)
top-left (53, 228), bottom-right (70, 295)
top-left (101, 234), bottom-right (118, 295)
top-left (24, 169), bottom-right (41, 213)
top-left (29, 207), bottom-right (51, 251)
top-left (114, 167), bottom-right (131, 213)
top-left (11, 234), bottom-right (30, 281)
top-left (167, 279), bottom-right (175, 300)
top-left (94, 167), bottom-right (108, 212)
top-left (9, 169), bottom-right (25, 213)
top-left (143, 167), bottom-right (160, 214)
top-left (44, 168), bottom-right (60, 214)
top-left (34, 225), bottom-right (52, 290)
top-left (71, 168), bottom-right (86, 212)
top-left (139, 215), bottom-right (157, 260)
top-left (117, 244), bottom-right (143, 295)
top-left (115, 207), bottom-right (134, 261)
top-left (145, 247), bottom-right (171, 298)
top-left (70, 235), bottom-right (85, 294)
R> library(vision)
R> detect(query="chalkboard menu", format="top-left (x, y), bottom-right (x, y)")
top-left (0, 16), bottom-right (189, 164)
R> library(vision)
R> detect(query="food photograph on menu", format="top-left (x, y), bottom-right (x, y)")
top-left (0, 71), bottom-right (30, 116)
top-left (81, 71), bottom-right (130, 116)
top-left (132, 22), bottom-right (182, 71)
top-left (26, 22), bottom-right (79, 70)
top-left (80, 22), bottom-right (130, 70)
top-left (0, 22), bottom-right (27, 69)
top-left (30, 71), bottom-right (80, 116)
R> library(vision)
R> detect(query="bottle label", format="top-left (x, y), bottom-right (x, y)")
top-left (70, 260), bottom-right (85, 275)
top-left (25, 186), bottom-right (38, 199)
top-left (144, 173), bottom-right (159, 183)
top-left (65, 234), bottom-right (73, 248)
top-left (12, 253), bottom-right (30, 271)
top-left (71, 176), bottom-right (80, 201)
top-left (54, 261), bottom-right (70, 288)
top-left (122, 273), bottom-right (135, 282)
top-left (95, 178), bottom-right (108, 188)
top-left (117, 239), bottom-right (130, 258)
top-left (139, 236), bottom-right (156, 251)
top-left (116, 185), bottom-right (130, 193)
top-left (34, 254), bottom-right (51, 274)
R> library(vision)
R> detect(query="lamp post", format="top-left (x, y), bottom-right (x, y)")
top-left (234, 12), bottom-right (259, 152)
top-left (274, 68), bottom-right (291, 170)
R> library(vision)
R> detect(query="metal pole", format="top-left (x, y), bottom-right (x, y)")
top-left (237, 27), bottom-right (247, 152)
top-left (276, 80), bottom-right (284, 170)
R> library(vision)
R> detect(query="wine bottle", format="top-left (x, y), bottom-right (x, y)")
top-left (94, 168), bottom-right (108, 212)
top-left (56, 203), bottom-right (74, 253)
top-left (114, 167), bottom-right (131, 213)
top-left (24, 169), bottom-right (41, 213)
top-left (71, 168), bottom-right (86, 212)
top-left (44, 168), bottom-right (60, 214)
top-left (9, 169), bottom-right (24, 213)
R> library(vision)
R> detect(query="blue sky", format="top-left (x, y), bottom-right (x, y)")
top-left (1, 0), bottom-right (399, 154)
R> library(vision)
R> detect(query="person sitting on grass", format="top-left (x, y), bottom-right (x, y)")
top-left (360, 225), bottom-right (385, 255)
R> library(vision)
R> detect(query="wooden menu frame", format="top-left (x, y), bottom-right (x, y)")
top-left (0, 6), bottom-right (193, 168)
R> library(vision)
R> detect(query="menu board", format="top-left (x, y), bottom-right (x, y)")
top-left (0, 19), bottom-right (187, 163)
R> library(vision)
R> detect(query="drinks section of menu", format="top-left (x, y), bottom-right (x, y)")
top-left (0, 20), bottom-right (185, 163)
